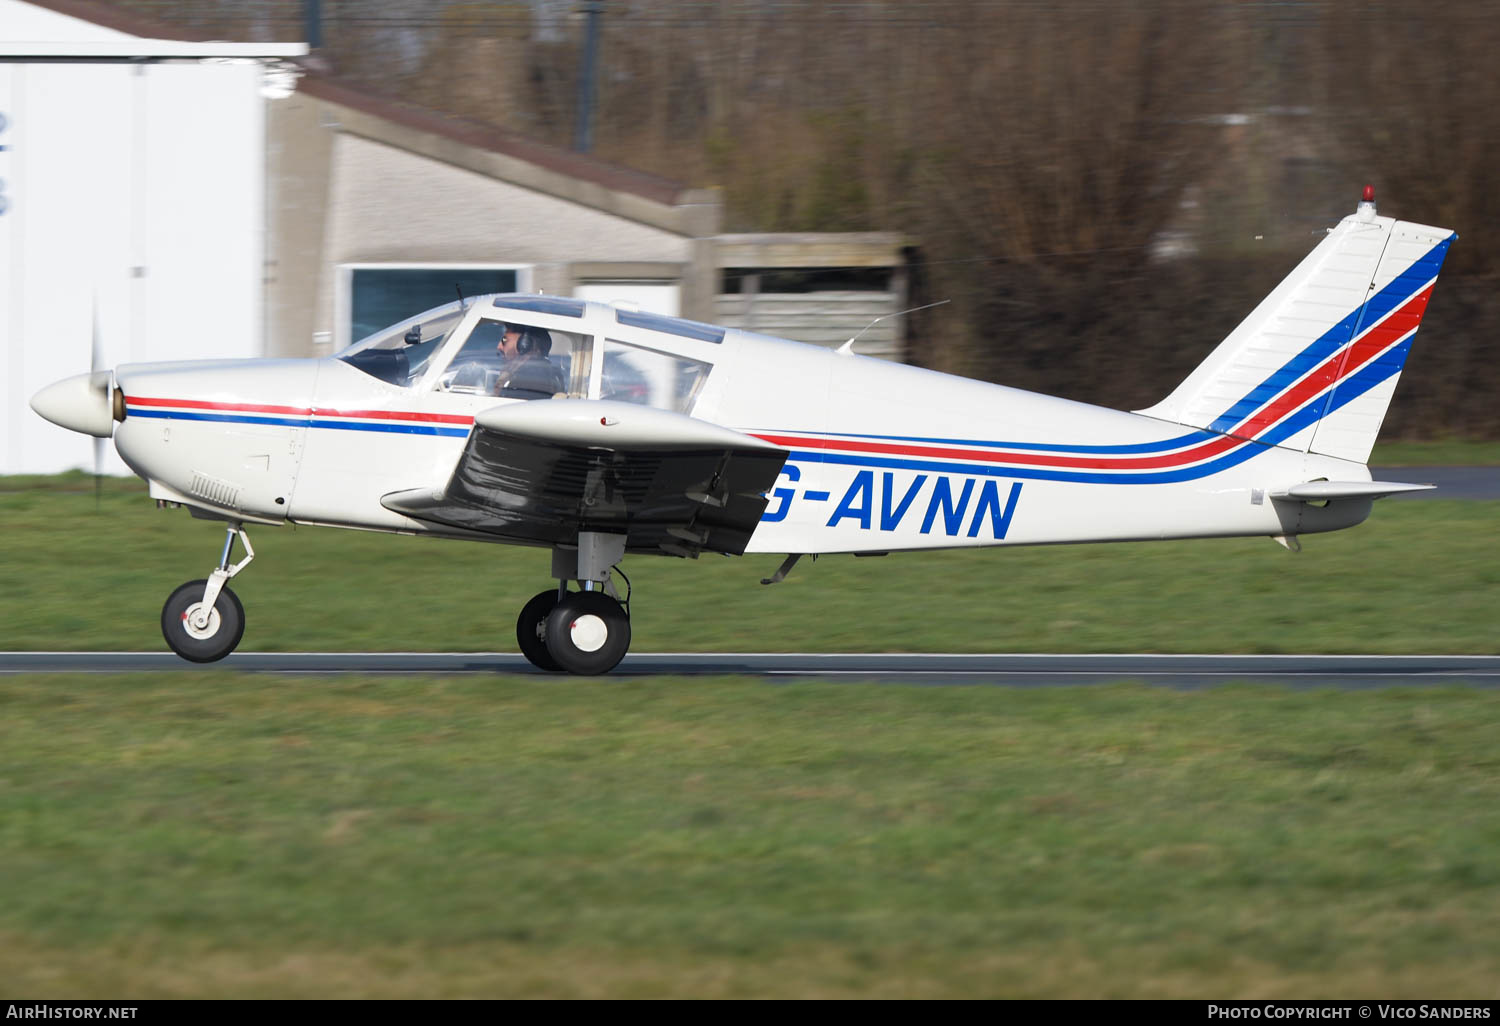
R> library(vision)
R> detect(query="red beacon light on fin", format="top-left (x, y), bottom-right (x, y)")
top-left (1362, 184), bottom-right (1375, 203)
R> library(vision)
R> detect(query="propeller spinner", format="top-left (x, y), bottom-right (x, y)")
top-left (30, 369), bottom-right (120, 438)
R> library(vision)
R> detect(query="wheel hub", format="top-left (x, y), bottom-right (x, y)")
top-left (182, 603), bottom-right (221, 640)
top-left (568, 613), bottom-right (608, 653)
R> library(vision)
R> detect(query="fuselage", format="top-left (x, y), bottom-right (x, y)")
top-left (107, 294), bottom-right (1372, 556)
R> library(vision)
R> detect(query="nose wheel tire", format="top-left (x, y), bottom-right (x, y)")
top-left (544, 591), bottom-right (630, 675)
top-left (516, 589), bottom-right (563, 671)
top-left (161, 579), bottom-right (246, 663)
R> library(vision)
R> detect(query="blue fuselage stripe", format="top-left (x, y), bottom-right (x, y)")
top-left (812, 428), bottom-right (1218, 454)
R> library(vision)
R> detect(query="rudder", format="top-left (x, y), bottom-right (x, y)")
top-left (1305, 221), bottom-right (1452, 462)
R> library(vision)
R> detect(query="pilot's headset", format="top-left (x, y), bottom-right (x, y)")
top-left (517, 326), bottom-right (551, 357)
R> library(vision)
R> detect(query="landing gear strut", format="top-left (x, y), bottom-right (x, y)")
top-left (517, 533), bottom-right (631, 675)
top-left (161, 523), bottom-right (253, 663)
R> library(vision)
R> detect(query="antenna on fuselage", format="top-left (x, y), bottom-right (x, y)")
top-left (836, 300), bottom-right (949, 356)
top-left (455, 283), bottom-right (468, 311)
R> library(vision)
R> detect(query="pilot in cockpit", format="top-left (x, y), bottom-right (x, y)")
top-left (493, 322), bottom-right (567, 399)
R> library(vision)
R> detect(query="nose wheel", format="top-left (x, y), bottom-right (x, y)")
top-left (161, 579), bottom-right (246, 663)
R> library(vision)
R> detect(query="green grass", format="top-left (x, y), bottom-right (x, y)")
top-left (2, 675), bottom-right (1499, 998)
top-left (1, 473), bottom-right (1496, 653)
top-left (1370, 439), bottom-right (1500, 465)
top-left (3, 473), bottom-right (1498, 997)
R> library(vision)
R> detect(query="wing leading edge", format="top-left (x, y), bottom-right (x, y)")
top-left (381, 399), bottom-right (789, 557)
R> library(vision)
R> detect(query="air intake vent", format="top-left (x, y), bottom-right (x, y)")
top-left (189, 472), bottom-right (240, 509)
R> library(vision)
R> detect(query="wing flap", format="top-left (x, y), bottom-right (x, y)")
top-left (383, 400), bottom-right (788, 556)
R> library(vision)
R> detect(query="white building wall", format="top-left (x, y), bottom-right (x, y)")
top-left (1, 42), bottom-right (268, 473)
top-left (317, 134), bottom-right (693, 349)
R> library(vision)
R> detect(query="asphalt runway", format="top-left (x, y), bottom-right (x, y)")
top-left (6, 468), bottom-right (1492, 687)
top-left (3, 651), bottom-right (1497, 687)
top-left (1371, 465), bottom-right (1500, 499)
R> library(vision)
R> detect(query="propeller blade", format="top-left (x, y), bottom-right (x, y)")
top-left (92, 293), bottom-right (103, 510)
top-left (91, 292), bottom-right (103, 373)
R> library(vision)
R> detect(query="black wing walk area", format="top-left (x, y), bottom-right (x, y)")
top-left (381, 400), bottom-right (788, 557)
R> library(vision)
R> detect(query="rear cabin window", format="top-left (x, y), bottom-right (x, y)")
top-left (601, 339), bottom-right (710, 413)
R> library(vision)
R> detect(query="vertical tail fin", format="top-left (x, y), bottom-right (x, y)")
top-left (1136, 190), bottom-right (1455, 464)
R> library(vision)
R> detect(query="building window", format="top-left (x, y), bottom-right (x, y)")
top-left (338, 264), bottom-right (530, 349)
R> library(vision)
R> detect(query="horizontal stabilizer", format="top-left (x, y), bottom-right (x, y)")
top-left (1270, 480), bottom-right (1434, 502)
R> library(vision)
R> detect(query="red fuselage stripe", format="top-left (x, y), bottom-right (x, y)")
top-left (124, 396), bottom-right (474, 426)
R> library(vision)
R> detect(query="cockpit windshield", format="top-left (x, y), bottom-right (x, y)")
top-left (337, 301), bottom-right (466, 388)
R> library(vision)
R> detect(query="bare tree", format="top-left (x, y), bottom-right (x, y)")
top-left (103, 0), bottom-right (1497, 435)
top-left (1309, 0), bottom-right (1500, 437)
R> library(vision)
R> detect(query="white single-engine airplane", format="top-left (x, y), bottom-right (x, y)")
top-left (32, 188), bottom-right (1454, 674)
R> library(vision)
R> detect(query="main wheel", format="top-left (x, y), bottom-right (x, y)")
top-left (161, 579), bottom-right (246, 663)
top-left (516, 589), bottom-right (563, 671)
top-left (544, 591), bottom-right (631, 675)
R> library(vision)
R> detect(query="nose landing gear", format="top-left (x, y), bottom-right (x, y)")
top-left (161, 524), bottom-right (253, 663)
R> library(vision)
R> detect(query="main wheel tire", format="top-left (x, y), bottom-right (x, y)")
top-left (161, 579), bottom-right (246, 663)
top-left (544, 591), bottom-right (631, 675)
top-left (516, 589), bottom-right (563, 671)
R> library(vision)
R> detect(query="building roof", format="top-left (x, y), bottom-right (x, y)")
top-left (10, 0), bottom-right (206, 42)
top-left (2, 39), bottom-right (307, 58)
top-left (298, 73), bottom-right (694, 210)
top-left (14, 0), bottom-right (707, 217)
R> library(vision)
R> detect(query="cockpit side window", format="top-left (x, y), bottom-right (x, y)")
top-left (435, 316), bottom-right (590, 401)
top-left (437, 319), bottom-right (509, 395)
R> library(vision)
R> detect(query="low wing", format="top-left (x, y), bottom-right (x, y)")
top-left (381, 399), bottom-right (788, 557)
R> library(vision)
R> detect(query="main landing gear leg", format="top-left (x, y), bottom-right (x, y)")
top-left (161, 523), bottom-right (253, 663)
top-left (518, 534), bottom-right (630, 675)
